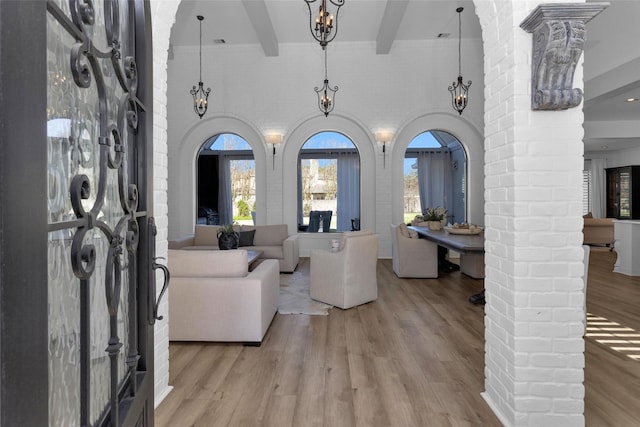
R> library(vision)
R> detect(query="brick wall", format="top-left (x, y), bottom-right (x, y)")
top-left (151, 2), bottom-right (589, 425)
top-left (476, 1), bottom-right (588, 426)
top-left (150, 0), bottom-right (179, 407)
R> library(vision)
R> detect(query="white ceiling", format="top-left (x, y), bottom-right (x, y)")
top-left (171, 1), bottom-right (483, 48)
top-left (169, 0), bottom-right (640, 154)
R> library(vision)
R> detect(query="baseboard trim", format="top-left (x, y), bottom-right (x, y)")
top-left (154, 385), bottom-right (174, 409)
top-left (481, 392), bottom-right (510, 427)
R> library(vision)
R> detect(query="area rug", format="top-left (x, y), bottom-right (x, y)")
top-left (279, 272), bottom-right (332, 315)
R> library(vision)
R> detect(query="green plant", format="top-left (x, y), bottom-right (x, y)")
top-left (237, 199), bottom-right (250, 217)
top-left (422, 207), bottom-right (447, 221)
top-left (218, 222), bottom-right (237, 233)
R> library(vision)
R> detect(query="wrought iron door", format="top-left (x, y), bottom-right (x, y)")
top-left (0, 1), bottom-right (158, 426)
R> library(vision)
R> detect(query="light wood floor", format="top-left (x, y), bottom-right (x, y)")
top-left (584, 248), bottom-right (640, 426)
top-left (155, 249), bottom-right (640, 426)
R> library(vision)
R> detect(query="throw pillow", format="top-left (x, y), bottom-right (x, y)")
top-left (238, 230), bottom-right (255, 247)
top-left (398, 223), bottom-right (411, 238)
top-left (407, 228), bottom-right (419, 239)
top-left (583, 212), bottom-right (593, 219)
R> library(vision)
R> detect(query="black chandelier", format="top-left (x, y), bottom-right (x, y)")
top-left (305, 0), bottom-right (345, 49)
top-left (190, 15), bottom-right (211, 119)
top-left (448, 7), bottom-right (472, 115)
top-left (314, 47), bottom-right (338, 117)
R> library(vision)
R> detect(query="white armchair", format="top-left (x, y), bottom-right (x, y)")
top-left (390, 223), bottom-right (438, 278)
top-left (310, 230), bottom-right (379, 309)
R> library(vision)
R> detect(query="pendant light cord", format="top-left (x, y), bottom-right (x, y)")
top-left (199, 18), bottom-right (203, 82)
top-left (458, 10), bottom-right (462, 76)
top-left (324, 47), bottom-right (328, 80)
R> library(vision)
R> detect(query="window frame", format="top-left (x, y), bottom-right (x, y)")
top-left (297, 134), bottom-right (361, 233)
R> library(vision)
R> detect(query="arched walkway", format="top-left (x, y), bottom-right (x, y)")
top-left (151, 2), bottom-right (589, 425)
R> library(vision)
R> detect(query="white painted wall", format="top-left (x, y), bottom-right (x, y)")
top-left (152, 2), bottom-right (591, 426)
top-left (165, 39), bottom-right (485, 257)
top-left (589, 145), bottom-right (640, 168)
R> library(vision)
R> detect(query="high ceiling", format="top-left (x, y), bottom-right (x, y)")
top-left (169, 0), bottom-right (640, 154)
top-left (170, 1), bottom-right (483, 52)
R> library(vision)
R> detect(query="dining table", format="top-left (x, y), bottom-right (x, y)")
top-left (409, 226), bottom-right (485, 279)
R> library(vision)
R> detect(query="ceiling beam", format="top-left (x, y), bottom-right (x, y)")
top-left (584, 120), bottom-right (640, 139)
top-left (584, 57), bottom-right (640, 105)
top-left (242, 0), bottom-right (279, 57)
top-left (376, 0), bottom-right (409, 55)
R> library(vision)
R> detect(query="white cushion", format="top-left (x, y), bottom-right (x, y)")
top-left (194, 225), bottom-right (222, 246)
top-left (168, 249), bottom-right (248, 278)
top-left (244, 224), bottom-right (289, 246)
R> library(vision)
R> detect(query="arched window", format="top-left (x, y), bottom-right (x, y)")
top-left (197, 133), bottom-right (255, 225)
top-left (404, 130), bottom-right (467, 224)
top-left (298, 132), bottom-right (360, 232)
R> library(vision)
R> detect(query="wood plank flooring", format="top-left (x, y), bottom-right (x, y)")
top-left (155, 250), bottom-right (640, 426)
top-left (584, 248), bottom-right (640, 426)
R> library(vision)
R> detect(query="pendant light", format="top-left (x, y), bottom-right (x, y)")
top-left (190, 15), bottom-right (211, 119)
top-left (448, 7), bottom-right (472, 115)
top-left (314, 47), bottom-right (338, 117)
top-left (305, 0), bottom-right (345, 49)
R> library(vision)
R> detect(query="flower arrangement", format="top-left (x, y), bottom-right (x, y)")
top-left (422, 207), bottom-right (447, 222)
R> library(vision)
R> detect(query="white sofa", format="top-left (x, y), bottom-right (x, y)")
top-left (169, 224), bottom-right (299, 273)
top-left (168, 249), bottom-right (280, 344)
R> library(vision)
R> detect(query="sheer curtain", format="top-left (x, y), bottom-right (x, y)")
top-left (337, 154), bottom-right (360, 231)
top-left (297, 163), bottom-right (303, 227)
top-left (217, 154), bottom-right (233, 224)
top-left (417, 150), bottom-right (453, 219)
top-left (589, 158), bottom-right (607, 218)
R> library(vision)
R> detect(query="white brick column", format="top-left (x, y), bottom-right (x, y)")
top-left (150, 0), bottom-right (180, 407)
top-left (475, 1), bottom-right (587, 426)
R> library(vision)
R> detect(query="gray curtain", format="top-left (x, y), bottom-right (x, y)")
top-left (297, 162), bottom-right (303, 227)
top-left (417, 150), bottom-right (453, 219)
top-left (217, 154), bottom-right (233, 224)
top-left (589, 158), bottom-right (607, 218)
top-left (337, 154), bottom-right (360, 231)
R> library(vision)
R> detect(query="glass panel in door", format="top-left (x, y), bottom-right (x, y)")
top-left (46, 0), bottom-right (154, 425)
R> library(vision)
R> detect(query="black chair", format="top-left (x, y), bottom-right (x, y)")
top-left (198, 207), bottom-right (219, 225)
top-left (308, 210), bottom-right (332, 232)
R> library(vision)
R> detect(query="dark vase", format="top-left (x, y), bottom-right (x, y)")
top-left (217, 230), bottom-right (239, 250)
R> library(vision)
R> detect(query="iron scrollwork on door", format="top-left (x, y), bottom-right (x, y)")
top-left (46, 0), bottom-right (150, 425)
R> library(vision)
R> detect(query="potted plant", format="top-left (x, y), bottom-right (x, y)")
top-left (422, 207), bottom-right (447, 231)
top-left (217, 223), bottom-right (239, 250)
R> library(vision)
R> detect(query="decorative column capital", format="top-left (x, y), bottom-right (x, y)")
top-left (520, 3), bottom-right (608, 111)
